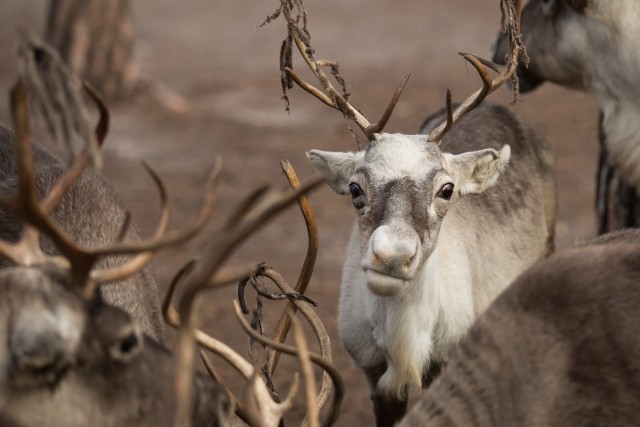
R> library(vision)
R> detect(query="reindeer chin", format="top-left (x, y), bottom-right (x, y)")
top-left (365, 270), bottom-right (407, 297)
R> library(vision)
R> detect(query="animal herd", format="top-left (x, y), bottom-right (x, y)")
top-left (0, 0), bottom-right (639, 426)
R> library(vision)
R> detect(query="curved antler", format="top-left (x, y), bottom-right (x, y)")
top-left (427, 0), bottom-right (525, 144)
top-left (279, 0), bottom-right (409, 143)
top-left (0, 77), bottom-right (221, 298)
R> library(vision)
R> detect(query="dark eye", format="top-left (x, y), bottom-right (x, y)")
top-left (349, 183), bottom-right (362, 198)
top-left (118, 333), bottom-right (139, 355)
top-left (437, 183), bottom-right (454, 200)
top-left (349, 182), bottom-right (367, 209)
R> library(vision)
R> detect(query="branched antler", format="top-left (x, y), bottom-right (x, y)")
top-left (263, 0), bottom-right (525, 148)
top-left (162, 159), bottom-right (341, 427)
top-left (427, 0), bottom-right (526, 144)
top-left (263, 0), bottom-right (410, 147)
top-left (168, 167), bottom-right (324, 427)
top-left (0, 41), bottom-right (221, 298)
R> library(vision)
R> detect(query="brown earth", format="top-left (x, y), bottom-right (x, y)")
top-left (0, 1), bottom-right (599, 426)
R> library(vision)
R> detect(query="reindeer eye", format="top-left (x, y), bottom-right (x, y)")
top-left (118, 333), bottom-right (139, 355)
top-left (437, 183), bottom-right (454, 200)
top-left (349, 183), bottom-right (362, 198)
top-left (349, 183), bottom-right (366, 209)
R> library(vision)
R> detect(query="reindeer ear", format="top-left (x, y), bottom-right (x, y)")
top-left (442, 145), bottom-right (510, 195)
top-left (306, 150), bottom-right (365, 195)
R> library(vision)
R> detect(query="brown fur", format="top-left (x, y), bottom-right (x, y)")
top-left (400, 237), bottom-right (640, 426)
top-left (0, 125), bottom-right (164, 341)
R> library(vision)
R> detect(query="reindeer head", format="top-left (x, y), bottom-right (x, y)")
top-left (308, 135), bottom-right (510, 296)
top-left (274, 0), bottom-right (522, 296)
top-left (0, 265), bottom-right (233, 427)
top-left (492, 0), bottom-right (594, 92)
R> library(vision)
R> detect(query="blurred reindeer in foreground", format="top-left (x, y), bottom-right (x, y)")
top-left (262, 0), bottom-right (556, 426)
top-left (0, 34), bottom-right (165, 341)
top-left (399, 229), bottom-right (640, 427)
top-left (493, 0), bottom-right (640, 233)
top-left (0, 34), bottom-right (343, 427)
top-left (0, 72), bottom-right (231, 427)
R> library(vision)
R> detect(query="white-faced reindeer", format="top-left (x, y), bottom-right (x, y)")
top-left (398, 229), bottom-right (640, 427)
top-left (0, 82), bottom-right (232, 427)
top-left (269, 1), bottom-right (556, 426)
top-left (492, 0), bottom-right (640, 232)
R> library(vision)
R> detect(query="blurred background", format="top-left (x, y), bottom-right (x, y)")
top-left (0, 0), bottom-right (599, 425)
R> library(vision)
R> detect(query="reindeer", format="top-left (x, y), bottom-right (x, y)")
top-left (0, 34), bottom-right (169, 341)
top-left (264, 1), bottom-right (556, 426)
top-left (398, 229), bottom-right (640, 427)
top-left (0, 81), bottom-right (232, 427)
top-left (492, 0), bottom-right (640, 232)
top-left (0, 265), bottom-right (232, 427)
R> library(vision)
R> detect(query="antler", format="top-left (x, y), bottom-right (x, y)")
top-left (0, 76), bottom-right (220, 298)
top-left (276, 0), bottom-right (410, 144)
top-left (168, 168), bottom-right (323, 427)
top-left (427, 0), bottom-right (526, 144)
top-left (162, 160), bottom-right (340, 427)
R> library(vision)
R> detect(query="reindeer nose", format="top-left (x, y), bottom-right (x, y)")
top-left (371, 226), bottom-right (418, 271)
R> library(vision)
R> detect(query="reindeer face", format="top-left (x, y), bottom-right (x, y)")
top-left (0, 266), bottom-right (232, 427)
top-left (492, 0), bottom-right (591, 92)
top-left (308, 133), bottom-right (510, 297)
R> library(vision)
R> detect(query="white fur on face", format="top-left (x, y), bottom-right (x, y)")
top-left (309, 133), bottom-right (513, 398)
top-left (364, 134), bottom-right (442, 183)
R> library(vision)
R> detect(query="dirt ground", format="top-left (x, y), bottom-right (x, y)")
top-left (0, 1), bottom-right (600, 426)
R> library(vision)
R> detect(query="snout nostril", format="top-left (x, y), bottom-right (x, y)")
top-left (402, 251), bottom-right (417, 270)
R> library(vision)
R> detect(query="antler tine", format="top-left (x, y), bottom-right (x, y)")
top-left (171, 174), bottom-right (322, 427)
top-left (39, 79), bottom-right (109, 215)
top-left (364, 73), bottom-right (411, 139)
top-left (291, 314), bottom-right (319, 427)
top-left (267, 160), bottom-right (318, 375)
top-left (280, 0), bottom-right (406, 140)
top-left (427, 0), bottom-right (524, 144)
top-left (164, 262), bottom-right (312, 427)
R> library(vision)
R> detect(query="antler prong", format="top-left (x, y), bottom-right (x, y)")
top-left (365, 73), bottom-right (411, 139)
top-left (291, 314), bottom-right (319, 427)
top-left (284, 67), bottom-right (335, 108)
top-left (279, 0), bottom-right (408, 141)
top-left (463, 53), bottom-right (494, 91)
top-left (466, 54), bottom-right (504, 74)
top-left (267, 160), bottom-right (319, 374)
top-left (427, 0), bottom-right (524, 144)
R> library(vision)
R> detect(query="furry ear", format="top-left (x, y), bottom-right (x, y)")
top-left (306, 150), bottom-right (365, 195)
top-left (442, 145), bottom-right (511, 195)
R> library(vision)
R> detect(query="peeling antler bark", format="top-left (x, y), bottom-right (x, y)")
top-left (272, 0), bottom-right (409, 144)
